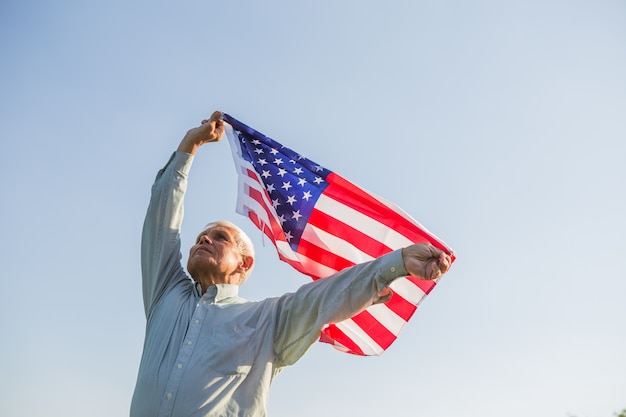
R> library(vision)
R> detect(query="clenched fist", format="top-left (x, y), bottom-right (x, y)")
top-left (177, 111), bottom-right (225, 155)
top-left (402, 244), bottom-right (452, 280)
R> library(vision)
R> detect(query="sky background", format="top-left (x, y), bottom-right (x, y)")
top-left (1, 1), bottom-right (625, 416)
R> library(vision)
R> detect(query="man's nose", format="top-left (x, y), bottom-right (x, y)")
top-left (199, 235), bottom-right (212, 244)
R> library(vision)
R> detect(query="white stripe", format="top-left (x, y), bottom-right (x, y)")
top-left (300, 224), bottom-right (374, 265)
top-left (333, 186), bottom-right (456, 255)
top-left (365, 303), bottom-right (408, 336)
top-left (389, 278), bottom-right (428, 305)
top-left (239, 189), bottom-right (273, 223)
top-left (226, 124), bottom-right (265, 215)
top-left (316, 194), bottom-right (413, 249)
top-left (291, 251), bottom-right (339, 278)
top-left (239, 169), bottom-right (265, 194)
top-left (333, 320), bottom-right (384, 356)
top-left (275, 240), bottom-right (299, 262)
top-left (239, 168), bottom-right (273, 211)
top-left (226, 130), bottom-right (256, 177)
top-left (367, 191), bottom-right (418, 225)
top-left (238, 192), bottom-right (270, 224)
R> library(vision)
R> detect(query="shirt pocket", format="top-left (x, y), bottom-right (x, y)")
top-left (203, 322), bottom-right (258, 376)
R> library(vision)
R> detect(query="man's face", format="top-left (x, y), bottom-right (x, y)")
top-left (187, 225), bottom-right (244, 284)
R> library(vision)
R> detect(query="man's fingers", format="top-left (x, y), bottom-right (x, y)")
top-left (438, 253), bottom-right (451, 274)
top-left (194, 111), bottom-right (225, 143)
top-left (210, 111), bottom-right (225, 139)
top-left (209, 110), bottom-right (223, 123)
top-left (428, 248), bottom-right (451, 275)
top-left (200, 111), bottom-right (223, 126)
top-left (426, 261), bottom-right (442, 280)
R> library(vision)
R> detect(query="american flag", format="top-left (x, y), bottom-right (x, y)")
top-left (223, 114), bottom-right (455, 356)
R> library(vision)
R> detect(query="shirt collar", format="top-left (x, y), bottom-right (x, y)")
top-left (196, 283), bottom-right (240, 303)
top-left (214, 284), bottom-right (240, 302)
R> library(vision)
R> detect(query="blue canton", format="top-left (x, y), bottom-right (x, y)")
top-left (223, 114), bottom-right (331, 250)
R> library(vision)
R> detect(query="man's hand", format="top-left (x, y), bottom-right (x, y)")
top-left (402, 244), bottom-right (452, 280)
top-left (177, 111), bottom-right (225, 155)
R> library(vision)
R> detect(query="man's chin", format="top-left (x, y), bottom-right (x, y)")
top-left (188, 259), bottom-right (216, 277)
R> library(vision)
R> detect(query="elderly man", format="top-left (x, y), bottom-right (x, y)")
top-left (130, 111), bottom-right (451, 417)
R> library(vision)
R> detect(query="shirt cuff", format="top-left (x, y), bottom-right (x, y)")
top-left (164, 151), bottom-right (195, 176)
top-left (377, 249), bottom-right (409, 284)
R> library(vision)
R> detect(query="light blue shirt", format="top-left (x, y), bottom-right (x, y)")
top-left (130, 151), bottom-right (408, 417)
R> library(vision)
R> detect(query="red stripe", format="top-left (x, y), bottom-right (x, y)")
top-left (306, 207), bottom-right (428, 322)
top-left (246, 181), bottom-right (315, 278)
top-left (307, 208), bottom-right (393, 258)
top-left (307, 204), bottom-right (431, 322)
top-left (324, 172), bottom-right (451, 253)
top-left (246, 181), bottom-right (340, 280)
top-left (247, 211), bottom-right (274, 244)
top-left (319, 325), bottom-right (365, 356)
top-left (350, 310), bottom-right (397, 351)
top-left (247, 185), bottom-right (285, 242)
top-left (296, 238), bottom-right (355, 272)
top-left (386, 288), bottom-right (419, 322)
top-left (405, 275), bottom-right (437, 295)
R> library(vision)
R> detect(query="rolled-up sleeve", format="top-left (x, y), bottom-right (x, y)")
top-left (272, 250), bottom-right (408, 366)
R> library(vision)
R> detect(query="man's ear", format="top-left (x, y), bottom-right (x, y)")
top-left (240, 256), bottom-right (254, 273)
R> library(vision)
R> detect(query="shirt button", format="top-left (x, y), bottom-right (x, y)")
top-left (177, 364), bottom-right (183, 369)
top-left (166, 393), bottom-right (173, 400)
top-left (187, 341), bottom-right (193, 345)
top-left (390, 267), bottom-right (396, 273)
top-left (201, 300), bottom-right (207, 305)
top-left (194, 320), bottom-right (200, 324)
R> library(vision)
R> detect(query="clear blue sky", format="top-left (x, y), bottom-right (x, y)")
top-left (1, 1), bottom-right (625, 416)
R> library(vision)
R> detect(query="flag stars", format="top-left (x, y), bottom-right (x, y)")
top-left (231, 118), bottom-right (334, 250)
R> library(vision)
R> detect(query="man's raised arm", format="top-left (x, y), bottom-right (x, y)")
top-left (140, 111), bottom-right (225, 316)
